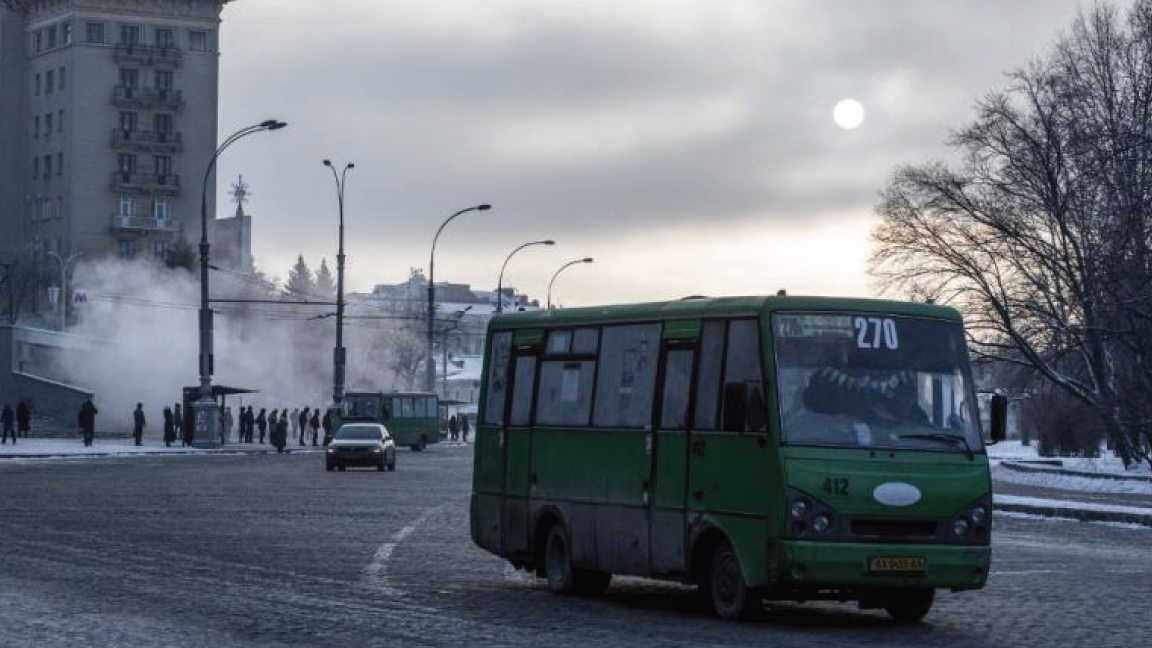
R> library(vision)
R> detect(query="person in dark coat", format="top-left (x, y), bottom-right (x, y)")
top-left (243, 406), bottom-right (255, 443)
top-left (1, 404), bottom-right (16, 444)
top-left (173, 403), bottom-right (184, 446)
top-left (298, 407), bottom-right (309, 446)
top-left (78, 398), bottom-right (98, 447)
top-left (448, 414), bottom-right (459, 441)
top-left (309, 408), bottom-right (321, 446)
top-left (183, 404), bottom-right (195, 446)
top-left (163, 406), bottom-right (176, 447)
top-left (321, 409), bottom-right (333, 446)
top-left (269, 408), bottom-right (279, 437)
top-left (132, 403), bottom-right (146, 446)
top-left (256, 408), bottom-right (267, 444)
top-left (460, 413), bottom-right (470, 443)
top-left (16, 401), bottom-right (31, 438)
top-left (273, 410), bottom-right (288, 453)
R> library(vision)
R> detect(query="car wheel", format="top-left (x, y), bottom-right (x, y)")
top-left (387, 454), bottom-right (396, 471)
top-left (708, 538), bottom-right (754, 620)
top-left (884, 589), bottom-right (935, 623)
top-left (325, 462), bottom-right (334, 472)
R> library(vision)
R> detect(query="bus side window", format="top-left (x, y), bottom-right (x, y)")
top-left (382, 401), bottom-right (392, 421)
top-left (593, 323), bottom-right (661, 428)
top-left (484, 332), bottom-right (514, 425)
top-left (722, 319), bottom-right (768, 433)
top-left (693, 321), bottom-right (725, 430)
top-left (510, 356), bottom-right (537, 426)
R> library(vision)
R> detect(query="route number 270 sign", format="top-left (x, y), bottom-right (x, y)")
top-left (853, 317), bottom-right (899, 350)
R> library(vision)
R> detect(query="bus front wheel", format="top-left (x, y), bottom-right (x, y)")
top-left (706, 539), bottom-right (754, 620)
top-left (883, 589), bottom-right (934, 623)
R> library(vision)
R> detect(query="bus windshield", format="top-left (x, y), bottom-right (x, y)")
top-left (773, 313), bottom-right (983, 453)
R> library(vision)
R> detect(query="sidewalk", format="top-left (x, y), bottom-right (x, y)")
top-left (0, 438), bottom-right (322, 460)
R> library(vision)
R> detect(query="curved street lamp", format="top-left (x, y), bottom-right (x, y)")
top-left (322, 159), bottom-right (354, 420)
top-left (497, 239), bottom-right (555, 314)
top-left (547, 257), bottom-right (594, 310)
top-left (195, 119), bottom-right (287, 448)
top-left (426, 203), bottom-right (491, 393)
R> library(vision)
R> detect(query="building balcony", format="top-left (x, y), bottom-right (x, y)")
top-left (112, 171), bottom-right (181, 195)
top-left (113, 44), bottom-right (183, 68)
top-left (111, 214), bottom-right (180, 232)
top-left (111, 129), bottom-right (184, 153)
top-left (112, 86), bottom-right (184, 111)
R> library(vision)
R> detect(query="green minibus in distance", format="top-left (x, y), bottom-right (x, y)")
top-left (469, 295), bottom-right (1006, 621)
top-left (339, 391), bottom-right (440, 451)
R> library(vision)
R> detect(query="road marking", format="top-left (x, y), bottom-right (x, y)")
top-left (362, 505), bottom-right (445, 595)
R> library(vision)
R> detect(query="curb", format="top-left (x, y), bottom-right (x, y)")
top-left (993, 500), bottom-right (1152, 528)
top-left (1000, 461), bottom-right (1152, 483)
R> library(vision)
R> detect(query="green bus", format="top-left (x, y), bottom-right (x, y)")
top-left (470, 296), bottom-right (1005, 621)
top-left (339, 391), bottom-right (440, 451)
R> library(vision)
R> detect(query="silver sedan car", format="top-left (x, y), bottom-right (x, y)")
top-left (325, 423), bottom-right (397, 472)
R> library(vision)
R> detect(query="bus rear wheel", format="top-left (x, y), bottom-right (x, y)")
top-left (706, 539), bottom-right (754, 620)
top-left (883, 589), bottom-right (934, 623)
top-left (543, 524), bottom-right (611, 597)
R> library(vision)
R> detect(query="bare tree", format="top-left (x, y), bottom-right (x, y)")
top-left (871, 1), bottom-right (1152, 467)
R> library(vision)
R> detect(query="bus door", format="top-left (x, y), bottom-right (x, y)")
top-left (501, 342), bottom-right (539, 557)
top-left (685, 319), bottom-right (772, 546)
top-left (649, 334), bottom-right (698, 577)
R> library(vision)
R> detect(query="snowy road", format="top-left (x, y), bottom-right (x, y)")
top-left (0, 447), bottom-right (1147, 647)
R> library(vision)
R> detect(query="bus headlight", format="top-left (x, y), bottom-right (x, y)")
top-left (970, 506), bottom-right (987, 525)
top-left (952, 518), bottom-right (970, 536)
top-left (812, 514), bottom-right (832, 534)
top-left (790, 499), bottom-right (811, 520)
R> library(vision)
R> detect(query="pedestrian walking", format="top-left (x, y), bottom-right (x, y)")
top-left (269, 408), bottom-right (279, 437)
top-left (448, 414), bottom-right (459, 442)
top-left (78, 398), bottom-right (98, 447)
top-left (163, 406), bottom-right (176, 447)
top-left (460, 413), bottom-right (470, 443)
top-left (132, 403), bottom-right (146, 446)
top-left (183, 403), bottom-right (195, 447)
top-left (290, 407), bottom-right (300, 445)
top-left (1, 404), bottom-right (16, 445)
top-left (309, 408), bottom-right (321, 446)
top-left (223, 407), bottom-right (234, 445)
top-left (173, 403), bottom-right (184, 446)
top-left (256, 408), bottom-right (267, 444)
top-left (273, 411), bottom-right (288, 453)
top-left (16, 400), bottom-right (30, 438)
top-left (298, 407), bottom-right (309, 446)
top-left (321, 409), bottom-right (333, 446)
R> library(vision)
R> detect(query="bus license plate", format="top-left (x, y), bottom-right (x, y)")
top-left (869, 556), bottom-right (926, 573)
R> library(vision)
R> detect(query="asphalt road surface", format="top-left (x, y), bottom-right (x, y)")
top-left (0, 446), bottom-right (1147, 647)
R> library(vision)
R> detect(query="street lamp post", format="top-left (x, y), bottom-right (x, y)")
top-left (47, 250), bottom-right (83, 331)
top-left (547, 257), bottom-right (594, 310)
top-left (439, 306), bottom-right (472, 398)
top-left (496, 239), bottom-right (555, 314)
top-left (426, 204), bottom-right (491, 394)
top-left (194, 119), bottom-right (286, 449)
top-left (323, 160), bottom-right (354, 423)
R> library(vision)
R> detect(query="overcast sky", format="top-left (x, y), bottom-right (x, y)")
top-left (213, 0), bottom-right (1089, 306)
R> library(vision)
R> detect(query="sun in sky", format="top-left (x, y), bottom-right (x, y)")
top-left (833, 98), bottom-right (865, 130)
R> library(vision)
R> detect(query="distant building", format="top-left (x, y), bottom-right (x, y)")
top-left (0, 0), bottom-right (237, 264)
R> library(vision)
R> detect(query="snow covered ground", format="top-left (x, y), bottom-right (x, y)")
top-left (988, 440), bottom-right (1150, 474)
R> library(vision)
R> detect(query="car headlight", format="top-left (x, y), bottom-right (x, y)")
top-left (812, 514), bottom-right (832, 534)
top-left (790, 499), bottom-right (811, 520)
top-left (970, 506), bottom-right (987, 525)
top-left (952, 518), bottom-right (970, 536)
top-left (372, 447), bottom-right (382, 453)
top-left (326, 447), bottom-right (335, 454)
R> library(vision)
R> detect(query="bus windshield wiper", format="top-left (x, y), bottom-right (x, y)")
top-left (899, 432), bottom-right (974, 460)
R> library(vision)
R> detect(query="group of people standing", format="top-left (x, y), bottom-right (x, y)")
top-left (0, 401), bottom-right (32, 444)
top-left (446, 413), bottom-right (471, 442)
top-left (219, 406), bottom-right (332, 453)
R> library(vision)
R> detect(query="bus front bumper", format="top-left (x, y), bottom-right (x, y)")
top-left (776, 540), bottom-right (989, 592)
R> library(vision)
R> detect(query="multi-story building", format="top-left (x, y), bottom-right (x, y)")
top-left (0, 0), bottom-right (234, 264)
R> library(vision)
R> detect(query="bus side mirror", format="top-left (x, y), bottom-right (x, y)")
top-left (722, 383), bottom-right (748, 433)
top-left (988, 394), bottom-right (1008, 445)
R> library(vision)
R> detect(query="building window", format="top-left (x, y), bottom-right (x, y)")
top-left (119, 196), bottom-right (137, 217)
top-left (56, 153), bottom-right (63, 176)
top-left (154, 155), bottom-right (172, 177)
top-left (86, 22), bottom-right (105, 44)
top-left (151, 240), bottom-right (168, 259)
top-left (119, 111), bottom-right (137, 133)
top-left (35, 30), bottom-right (43, 53)
top-left (34, 73), bottom-right (41, 95)
top-left (118, 240), bottom-right (135, 259)
top-left (33, 116), bottom-right (39, 138)
top-left (41, 201), bottom-right (51, 220)
top-left (154, 113), bottom-right (173, 136)
top-left (44, 155), bottom-right (52, 178)
top-left (62, 22), bottom-right (73, 45)
top-left (47, 26), bottom-right (57, 49)
top-left (188, 30), bottom-right (208, 52)
top-left (154, 200), bottom-right (170, 221)
top-left (44, 113), bottom-right (53, 134)
top-left (32, 157), bottom-right (39, 179)
top-left (155, 70), bottom-right (173, 91)
top-left (118, 154), bottom-right (137, 175)
top-left (56, 196), bottom-right (63, 219)
top-left (45, 70), bottom-right (54, 93)
top-left (57, 109), bottom-right (63, 132)
top-left (120, 25), bottom-right (140, 46)
top-left (155, 27), bottom-right (174, 49)
top-left (58, 67), bottom-right (65, 90)
top-left (119, 68), bottom-right (139, 89)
